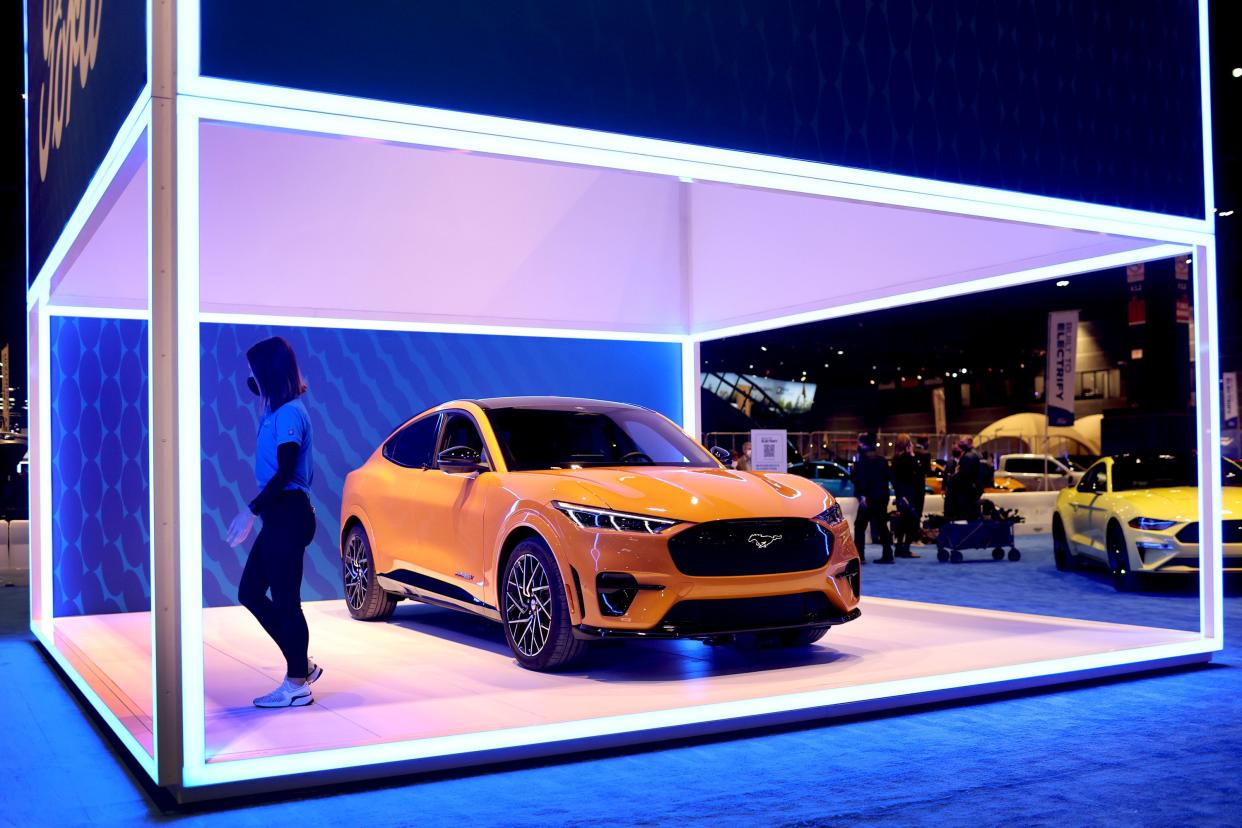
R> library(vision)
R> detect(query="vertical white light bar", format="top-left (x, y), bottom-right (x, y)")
top-left (176, 98), bottom-right (206, 781)
top-left (681, 339), bottom-right (701, 440)
top-left (1194, 242), bottom-right (1223, 644)
top-left (1198, 0), bottom-right (1215, 222)
top-left (33, 299), bottom-right (52, 636)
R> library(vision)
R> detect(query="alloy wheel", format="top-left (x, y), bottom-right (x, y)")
top-left (505, 552), bottom-right (552, 657)
top-left (343, 533), bottom-right (370, 611)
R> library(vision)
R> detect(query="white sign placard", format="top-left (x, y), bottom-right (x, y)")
top-left (1225, 372), bottom-right (1239, 430)
top-left (1046, 309), bottom-right (1079, 427)
top-left (750, 429), bottom-right (788, 472)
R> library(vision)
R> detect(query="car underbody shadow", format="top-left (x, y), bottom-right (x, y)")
top-left (385, 602), bottom-right (857, 681)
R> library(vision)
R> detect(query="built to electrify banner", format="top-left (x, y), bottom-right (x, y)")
top-left (1046, 310), bottom-right (1079, 427)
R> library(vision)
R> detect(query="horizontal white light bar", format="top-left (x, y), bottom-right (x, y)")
top-left (47, 305), bottom-right (150, 320)
top-left (175, 91), bottom-right (1212, 249)
top-left (692, 243), bottom-right (1192, 341)
top-left (181, 636), bottom-right (1214, 788)
top-left (176, 76), bottom-right (1213, 244)
top-left (197, 311), bottom-right (686, 343)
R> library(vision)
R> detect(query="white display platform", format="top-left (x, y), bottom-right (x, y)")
top-left (52, 598), bottom-right (1197, 770)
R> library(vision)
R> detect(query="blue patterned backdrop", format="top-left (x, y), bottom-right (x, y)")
top-left (51, 317), bottom-right (151, 617)
top-left (199, 324), bottom-right (683, 608)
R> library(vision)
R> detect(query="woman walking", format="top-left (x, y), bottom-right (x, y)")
top-left (226, 336), bottom-right (321, 708)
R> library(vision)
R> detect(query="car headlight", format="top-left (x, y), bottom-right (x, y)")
top-left (815, 503), bottom-right (846, 525)
top-left (1128, 517), bottom-right (1177, 531)
top-left (553, 502), bottom-right (681, 534)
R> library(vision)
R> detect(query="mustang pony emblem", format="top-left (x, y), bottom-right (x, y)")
top-left (748, 533), bottom-right (782, 549)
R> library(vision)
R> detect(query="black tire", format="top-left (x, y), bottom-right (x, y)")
top-left (342, 525), bottom-right (397, 621)
top-left (992, 547), bottom-right (1005, 561)
top-left (1107, 523), bottom-right (1141, 592)
top-left (1052, 516), bottom-right (1075, 572)
top-left (500, 536), bottom-right (586, 671)
top-left (1008, 548), bottom-right (1021, 562)
top-left (937, 548), bottom-right (950, 563)
top-left (950, 549), bottom-right (964, 564)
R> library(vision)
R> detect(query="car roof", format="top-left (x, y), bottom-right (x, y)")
top-left (473, 396), bottom-right (647, 411)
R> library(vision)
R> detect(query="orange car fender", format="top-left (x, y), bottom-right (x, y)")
top-left (487, 506), bottom-right (581, 622)
top-left (339, 502), bottom-right (379, 560)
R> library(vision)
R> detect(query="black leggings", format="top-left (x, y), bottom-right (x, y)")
top-left (238, 490), bottom-right (316, 679)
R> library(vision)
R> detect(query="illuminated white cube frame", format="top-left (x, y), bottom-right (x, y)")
top-left (24, 1), bottom-right (1223, 800)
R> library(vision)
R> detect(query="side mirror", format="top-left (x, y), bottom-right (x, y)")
top-left (438, 445), bottom-right (486, 474)
top-left (710, 446), bottom-right (732, 465)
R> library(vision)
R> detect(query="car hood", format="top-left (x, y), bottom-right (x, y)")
top-left (531, 466), bottom-right (832, 522)
top-left (1110, 486), bottom-right (1242, 523)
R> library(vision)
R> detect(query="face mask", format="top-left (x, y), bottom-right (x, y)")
top-left (246, 376), bottom-right (261, 397)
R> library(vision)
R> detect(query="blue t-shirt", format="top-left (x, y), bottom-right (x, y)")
top-left (256, 399), bottom-right (314, 493)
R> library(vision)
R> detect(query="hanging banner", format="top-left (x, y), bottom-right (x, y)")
top-left (750, 429), bottom-right (788, 473)
top-left (1046, 310), bottom-right (1079, 427)
top-left (932, 387), bottom-right (947, 435)
top-left (1174, 257), bottom-right (1192, 324)
top-left (1225, 372), bottom-right (1239, 430)
top-left (1126, 263), bottom-right (1146, 326)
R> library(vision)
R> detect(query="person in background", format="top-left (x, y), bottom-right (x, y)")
top-left (851, 432), bottom-right (894, 564)
top-left (979, 449), bottom-right (996, 491)
top-left (734, 441), bottom-right (753, 471)
top-left (947, 436), bottom-right (983, 520)
top-left (226, 336), bottom-right (321, 709)
top-left (890, 434), bottom-right (923, 558)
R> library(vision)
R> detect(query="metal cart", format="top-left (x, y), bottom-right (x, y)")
top-left (935, 519), bottom-right (1021, 563)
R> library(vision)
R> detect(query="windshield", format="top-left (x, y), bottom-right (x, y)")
top-left (487, 405), bottom-right (716, 471)
top-left (1111, 455), bottom-right (1242, 491)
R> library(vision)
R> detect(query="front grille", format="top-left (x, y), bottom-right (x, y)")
top-left (1175, 521), bottom-right (1242, 544)
top-left (667, 518), bottom-right (831, 576)
top-left (658, 592), bottom-right (835, 633)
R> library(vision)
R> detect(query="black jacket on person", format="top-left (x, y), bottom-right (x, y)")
top-left (891, 453), bottom-right (923, 501)
top-left (851, 449), bottom-right (891, 504)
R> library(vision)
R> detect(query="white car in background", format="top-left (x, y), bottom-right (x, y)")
top-left (997, 454), bottom-right (1082, 491)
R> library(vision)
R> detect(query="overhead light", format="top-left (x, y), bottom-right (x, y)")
top-left (748, 364), bottom-right (754, 369)
top-left (869, 379), bottom-right (876, 385)
top-left (1233, 67), bottom-right (1242, 77)
top-left (1221, 210), bottom-right (1235, 217)
top-left (1055, 280), bottom-right (1070, 287)
top-left (837, 350), bottom-right (844, 355)
top-left (760, 345), bottom-right (767, 351)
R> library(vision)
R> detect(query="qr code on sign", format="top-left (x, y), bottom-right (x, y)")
top-left (763, 443), bottom-right (776, 458)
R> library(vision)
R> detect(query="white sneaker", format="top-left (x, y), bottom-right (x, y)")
top-left (306, 659), bottom-right (323, 685)
top-left (253, 678), bottom-right (314, 708)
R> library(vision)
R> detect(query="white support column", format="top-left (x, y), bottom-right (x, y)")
top-left (1193, 241), bottom-right (1223, 645)
top-left (150, 0), bottom-right (183, 788)
top-left (26, 300), bottom-right (52, 634)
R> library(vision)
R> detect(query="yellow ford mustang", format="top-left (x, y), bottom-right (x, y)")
top-left (339, 397), bottom-right (861, 670)
top-left (1052, 453), bottom-right (1242, 590)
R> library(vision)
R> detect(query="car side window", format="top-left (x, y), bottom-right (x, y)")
top-left (437, 412), bottom-right (488, 466)
top-left (384, 415), bottom-right (439, 469)
top-left (1077, 464), bottom-right (1106, 494)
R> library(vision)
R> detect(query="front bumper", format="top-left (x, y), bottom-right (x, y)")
top-left (1125, 523), bottom-right (1242, 573)
top-left (574, 605), bottom-right (862, 640)
top-left (558, 516), bottom-right (862, 632)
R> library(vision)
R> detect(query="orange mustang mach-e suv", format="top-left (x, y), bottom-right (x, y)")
top-left (339, 397), bottom-right (861, 670)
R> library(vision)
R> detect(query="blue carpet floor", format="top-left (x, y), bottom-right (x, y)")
top-left (0, 536), bottom-right (1238, 827)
